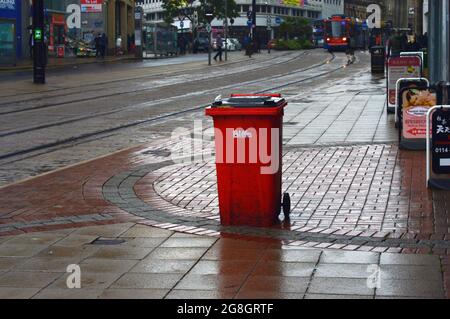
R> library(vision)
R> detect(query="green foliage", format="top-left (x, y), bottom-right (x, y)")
top-left (274, 39), bottom-right (313, 51)
top-left (161, 0), bottom-right (239, 25)
top-left (278, 17), bottom-right (312, 41)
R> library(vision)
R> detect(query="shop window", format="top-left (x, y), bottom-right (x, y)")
top-left (0, 20), bottom-right (15, 63)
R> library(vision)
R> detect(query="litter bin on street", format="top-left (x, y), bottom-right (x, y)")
top-left (370, 46), bottom-right (385, 74)
top-left (205, 94), bottom-right (291, 227)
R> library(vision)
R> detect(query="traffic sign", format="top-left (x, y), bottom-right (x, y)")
top-left (247, 11), bottom-right (252, 19)
top-left (34, 28), bottom-right (42, 41)
top-left (275, 16), bottom-right (282, 24)
top-left (247, 19), bottom-right (252, 27)
top-left (206, 24), bottom-right (211, 33)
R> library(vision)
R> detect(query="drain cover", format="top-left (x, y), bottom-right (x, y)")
top-left (142, 149), bottom-right (171, 157)
top-left (90, 238), bottom-right (126, 245)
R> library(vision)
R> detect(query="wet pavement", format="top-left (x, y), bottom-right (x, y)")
top-left (0, 50), bottom-right (332, 186)
top-left (0, 50), bottom-right (449, 299)
top-left (0, 224), bottom-right (444, 299)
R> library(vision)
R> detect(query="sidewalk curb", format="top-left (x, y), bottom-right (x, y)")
top-left (0, 56), bottom-right (140, 72)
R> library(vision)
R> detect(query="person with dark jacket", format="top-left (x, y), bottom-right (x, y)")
top-left (95, 34), bottom-right (101, 57)
top-left (100, 33), bottom-right (107, 58)
top-left (213, 33), bottom-right (223, 62)
top-left (408, 36), bottom-right (421, 52)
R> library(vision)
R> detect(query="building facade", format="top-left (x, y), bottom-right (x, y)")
top-left (343, 0), bottom-right (424, 34)
top-left (383, 0), bottom-right (424, 34)
top-left (105, 0), bottom-right (136, 54)
top-left (309, 0), bottom-right (344, 19)
top-left (137, 0), bottom-right (342, 44)
top-left (343, 0), bottom-right (388, 20)
top-left (2, 0), bottom-right (136, 61)
top-left (0, 0), bottom-right (23, 64)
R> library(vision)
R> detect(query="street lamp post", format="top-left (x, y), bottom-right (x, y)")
top-left (266, 1), bottom-right (271, 53)
top-left (251, 0), bottom-right (256, 41)
top-left (224, 0), bottom-right (228, 61)
top-left (32, 0), bottom-right (46, 84)
top-left (205, 7), bottom-right (214, 66)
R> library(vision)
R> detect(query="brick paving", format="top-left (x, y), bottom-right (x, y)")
top-left (151, 144), bottom-right (437, 236)
top-left (1, 51), bottom-right (450, 298)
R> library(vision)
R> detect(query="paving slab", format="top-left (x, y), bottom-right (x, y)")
top-left (131, 259), bottom-right (197, 274)
top-left (239, 275), bottom-right (310, 294)
top-left (308, 277), bottom-right (375, 296)
top-left (110, 273), bottom-right (184, 290)
top-left (376, 279), bottom-right (444, 298)
top-left (0, 271), bottom-right (63, 288)
top-left (99, 288), bottom-right (169, 299)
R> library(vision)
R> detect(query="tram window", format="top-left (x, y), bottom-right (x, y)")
top-left (327, 21), bottom-right (346, 37)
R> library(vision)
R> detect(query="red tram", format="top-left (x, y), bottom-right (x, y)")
top-left (324, 15), bottom-right (367, 51)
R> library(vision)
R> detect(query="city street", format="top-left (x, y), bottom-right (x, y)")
top-left (0, 49), bottom-right (449, 300)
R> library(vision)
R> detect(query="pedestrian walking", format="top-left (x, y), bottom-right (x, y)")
top-left (254, 33), bottom-right (261, 53)
top-left (95, 33), bottom-right (101, 57)
top-left (116, 35), bottom-right (122, 55)
top-left (213, 33), bottom-right (223, 62)
top-left (100, 33), bottom-right (107, 58)
top-left (345, 40), bottom-right (355, 65)
top-left (178, 35), bottom-right (186, 55)
top-left (244, 34), bottom-right (252, 57)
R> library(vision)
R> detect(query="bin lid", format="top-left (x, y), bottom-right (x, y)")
top-left (212, 95), bottom-right (286, 108)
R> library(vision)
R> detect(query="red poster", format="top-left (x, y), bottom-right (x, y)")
top-left (402, 88), bottom-right (436, 139)
top-left (81, 0), bottom-right (103, 13)
top-left (81, 0), bottom-right (103, 4)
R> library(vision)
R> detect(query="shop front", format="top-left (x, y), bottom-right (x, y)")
top-left (43, 1), bottom-right (105, 58)
top-left (48, 13), bottom-right (66, 57)
top-left (0, 0), bottom-right (21, 65)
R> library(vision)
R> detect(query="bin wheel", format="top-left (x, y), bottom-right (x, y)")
top-left (282, 193), bottom-right (291, 219)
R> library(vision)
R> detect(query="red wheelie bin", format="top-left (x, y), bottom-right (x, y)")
top-left (205, 93), bottom-right (291, 227)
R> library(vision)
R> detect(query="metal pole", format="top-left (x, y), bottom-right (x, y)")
top-left (208, 27), bottom-right (212, 66)
top-left (266, 1), bottom-right (270, 54)
top-left (225, 0), bottom-right (228, 61)
top-left (429, 0), bottom-right (450, 82)
top-left (442, 0), bottom-right (450, 82)
top-left (429, 0), bottom-right (438, 82)
top-left (251, 0), bottom-right (256, 40)
top-left (32, 0), bottom-right (45, 84)
top-left (426, 105), bottom-right (435, 186)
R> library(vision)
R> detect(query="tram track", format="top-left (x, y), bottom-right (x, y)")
top-left (0, 51), bottom-right (335, 138)
top-left (0, 51), bottom-right (306, 115)
top-left (0, 51), bottom-right (298, 101)
top-left (0, 51), bottom-right (351, 166)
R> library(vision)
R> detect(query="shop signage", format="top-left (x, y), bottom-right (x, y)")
top-left (366, 4), bottom-right (381, 29)
top-left (81, 0), bottom-right (103, 13)
top-left (432, 108), bottom-right (450, 174)
top-left (402, 88), bottom-right (436, 140)
top-left (66, 4), bottom-right (81, 29)
top-left (0, 0), bottom-right (15, 10)
top-left (387, 56), bottom-right (421, 108)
